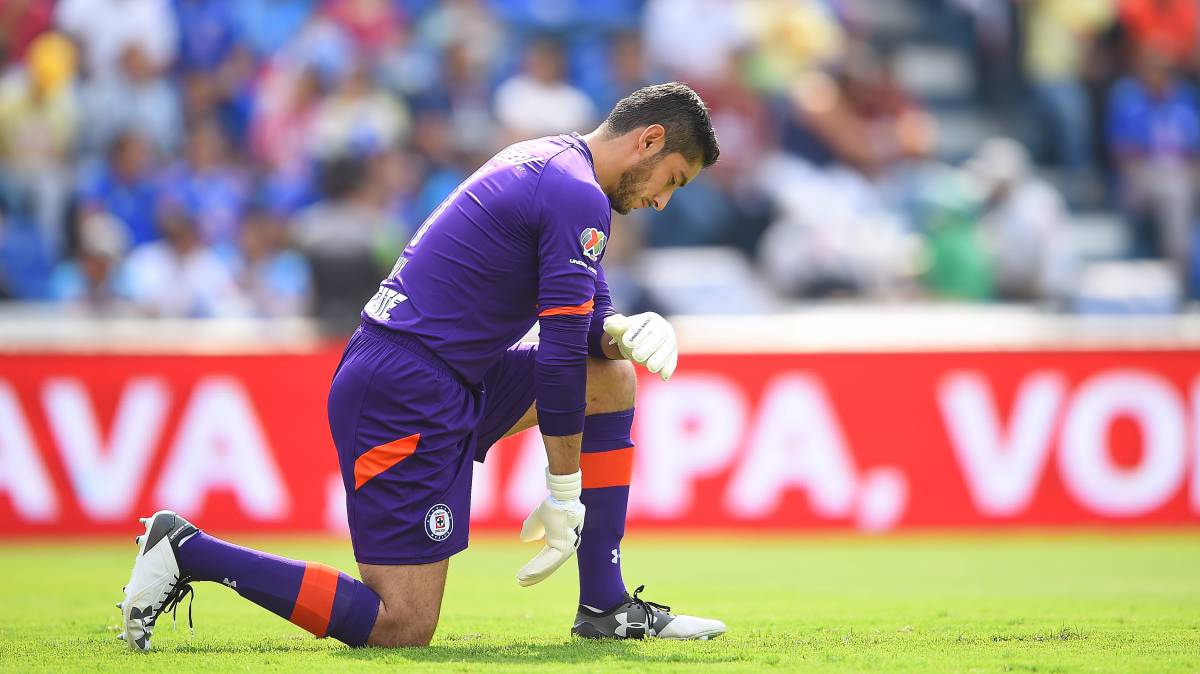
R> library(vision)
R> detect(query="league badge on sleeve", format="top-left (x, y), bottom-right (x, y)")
top-left (580, 228), bottom-right (607, 261)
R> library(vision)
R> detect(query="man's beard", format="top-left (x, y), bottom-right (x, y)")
top-left (608, 156), bottom-right (657, 215)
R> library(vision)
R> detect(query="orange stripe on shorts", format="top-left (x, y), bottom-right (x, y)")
top-left (580, 446), bottom-right (634, 489)
top-left (354, 433), bottom-right (420, 490)
top-left (539, 299), bottom-right (594, 317)
top-left (290, 562), bottom-right (340, 637)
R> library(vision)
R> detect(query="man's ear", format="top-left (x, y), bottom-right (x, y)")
top-left (637, 124), bottom-right (666, 155)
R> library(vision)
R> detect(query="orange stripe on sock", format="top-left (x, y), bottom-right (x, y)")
top-left (354, 433), bottom-right (420, 490)
top-left (539, 299), bottom-right (594, 317)
top-left (290, 562), bottom-right (340, 637)
top-left (581, 446), bottom-right (634, 489)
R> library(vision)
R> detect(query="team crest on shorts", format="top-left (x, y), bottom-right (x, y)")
top-left (580, 227), bottom-right (607, 261)
top-left (425, 504), bottom-right (454, 541)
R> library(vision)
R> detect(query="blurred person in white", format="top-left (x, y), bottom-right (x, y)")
top-left (219, 207), bottom-right (313, 318)
top-left (1107, 44), bottom-right (1199, 278)
top-left (965, 137), bottom-right (1077, 302)
top-left (756, 153), bottom-right (920, 298)
top-left (0, 31), bottom-right (77, 258)
top-left (642, 0), bottom-right (749, 84)
top-left (1021, 0), bottom-right (1114, 194)
top-left (78, 43), bottom-right (183, 157)
top-left (47, 211), bottom-right (129, 312)
top-left (493, 36), bottom-right (596, 141)
top-left (54, 0), bottom-right (176, 79)
top-left (309, 62), bottom-right (409, 160)
top-left (120, 207), bottom-right (249, 318)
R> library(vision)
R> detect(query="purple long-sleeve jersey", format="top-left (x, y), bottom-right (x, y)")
top-left (361, 133), bottom-right (615, 436)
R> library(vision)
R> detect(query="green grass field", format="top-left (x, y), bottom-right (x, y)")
top-left (1, 533), bottom-right (1198, 673)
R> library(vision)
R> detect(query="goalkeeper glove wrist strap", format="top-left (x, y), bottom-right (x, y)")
top-left (546, 468), bottom-right (582, 502)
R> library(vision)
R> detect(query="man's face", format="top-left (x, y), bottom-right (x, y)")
top-left (608, 150), bottom-right (702, 216)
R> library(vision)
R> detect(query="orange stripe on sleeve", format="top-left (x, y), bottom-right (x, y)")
top-left (539, 298), bottom-right (594, 317)
top-left (580, 446), bottom-right (634, 489)
top-left (290, 562), bottom-right (340, 637)
top-left (354, 433), bottom-right (420, 490)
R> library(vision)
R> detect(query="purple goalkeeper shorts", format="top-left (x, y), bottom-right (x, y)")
top-left (328, 323), bottom-right (537, 565)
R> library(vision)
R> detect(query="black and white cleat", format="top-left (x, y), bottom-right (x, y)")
top-left (571, 585), bottom-right (726, 640)
top-left (118, 511), bottom-right (200, 652)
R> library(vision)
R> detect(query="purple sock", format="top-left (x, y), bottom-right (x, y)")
top-left (178, 532), bottom-right (379, 647)
top-left (577, 408), bottom-right (634, 610)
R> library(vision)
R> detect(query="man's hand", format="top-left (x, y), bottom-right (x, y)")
top-left (602, 313), bottom-right (678, 381)
top-left (517, 469), bottom-right (585, 587)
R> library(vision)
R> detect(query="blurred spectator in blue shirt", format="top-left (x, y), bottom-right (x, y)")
top-left (76, 131), bottom-right (161, 246)
top-left (173, 0), bottom-right (237, 73)
top-left (157, 117), bottom-right (251, 246)
top-left (1108, 45), bottom-right (1200, 274)
top-left (0, 205), bottom-right (52, 299)
top-left (180, 44), bottom-right (257, 148)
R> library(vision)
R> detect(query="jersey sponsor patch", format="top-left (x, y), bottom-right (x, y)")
top-left (425, 504), bottom-right (454, 541)
top-left (580, 227), bottom-right (607, 261)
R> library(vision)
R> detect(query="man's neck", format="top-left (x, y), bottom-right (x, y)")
top-left (580, 128), bottom-right (625, 197)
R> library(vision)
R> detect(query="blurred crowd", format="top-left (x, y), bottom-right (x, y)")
top-left (0, 0), bottom-right (1195, 327)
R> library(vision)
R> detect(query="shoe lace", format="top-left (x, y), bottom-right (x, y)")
top-left (630, 585), bottom-right (671, 618)
top-left (148, 575), bottom-right (196, 636)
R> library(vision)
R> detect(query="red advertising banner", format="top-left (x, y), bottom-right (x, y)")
top-left (1, 348), bottom-right (1198, 535)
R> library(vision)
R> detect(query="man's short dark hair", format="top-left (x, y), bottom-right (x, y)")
top-left (604, 82), bottom-right (720, 168)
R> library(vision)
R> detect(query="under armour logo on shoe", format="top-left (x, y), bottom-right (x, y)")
top-left (614, 612), bottom-right (648, 638)
top-left (611, 548), bottom-right (620, 564)
top-left (221, 578), bottom-right (237, 589)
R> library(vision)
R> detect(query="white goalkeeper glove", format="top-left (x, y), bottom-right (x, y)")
top-left (517, 469), bottom-right (585, 587)
top-left (602, 312), bottom-right (678, 381)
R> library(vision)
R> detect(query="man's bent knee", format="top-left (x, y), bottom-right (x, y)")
top-left (586, 358), bottom-right (636, 414)
top-left (368, 611), bottom-right (437, 647)
top-left (359, 559), bottom-right (448, 648)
